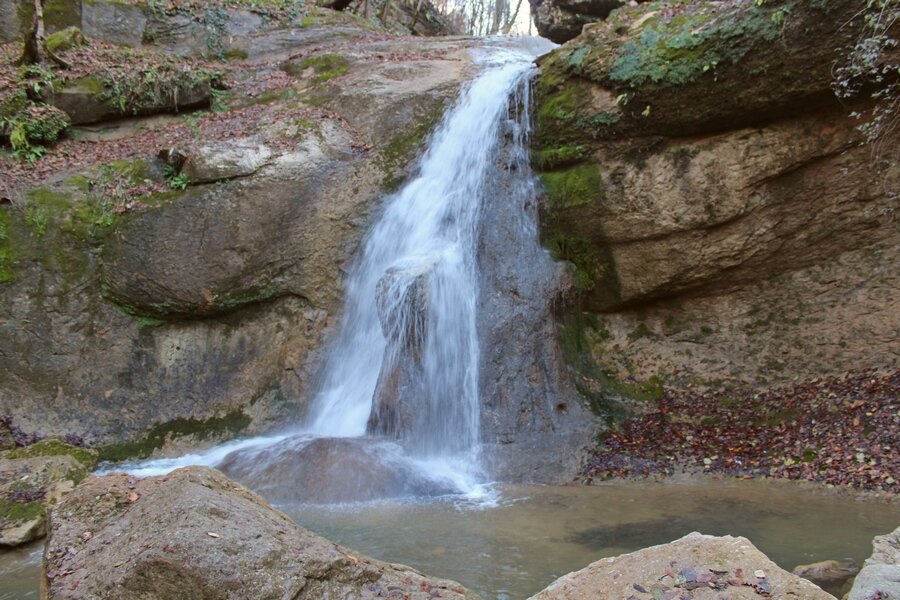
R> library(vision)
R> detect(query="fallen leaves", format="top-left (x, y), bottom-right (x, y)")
top-left (581, 369), bottom-right (899, 494)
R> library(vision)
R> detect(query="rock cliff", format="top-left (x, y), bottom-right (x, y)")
top-left (532, 0), bottom-right (899, 411)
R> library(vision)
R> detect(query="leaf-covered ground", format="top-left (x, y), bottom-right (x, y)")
top-left (582, 369), bottom-right (899, 494)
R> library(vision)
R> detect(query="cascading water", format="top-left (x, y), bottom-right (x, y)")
top-left (114, 40), bottom-right (557, 502)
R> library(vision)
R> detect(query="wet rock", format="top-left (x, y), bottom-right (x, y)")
top-left (528, 532), bottom-right (834, 599)
top-left (848, 526), bottom-right (900, 600)
top-left (0, 440), bottom-right (97, 548)
top-left (181, 139), bottom-right (274, 184)
top-left (219, 436), bottom-right (456, 504)
top-left (793, 560), bottom-right (860, 597)
top-left (368, 264), bottom-right (431, 440)
top-left (43, 467), bottom-right (480, 599)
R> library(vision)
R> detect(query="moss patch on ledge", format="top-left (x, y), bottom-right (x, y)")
top-left (97, 409), bottom-right (253, 463)
top-left (3, 439), bottom-right (99, 471)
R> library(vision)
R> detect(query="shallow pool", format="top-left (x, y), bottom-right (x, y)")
top-left (2, 478), bottom-right (898, 599)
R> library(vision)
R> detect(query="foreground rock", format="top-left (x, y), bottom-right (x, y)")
top-left (848, 525), bottom-right (900, 600)
top-left (529, 532), bottom-right (833, 599)
top-left (43, 467), bottom-right (480, 599)
top-left (0, 440), bottom-right (97, 547)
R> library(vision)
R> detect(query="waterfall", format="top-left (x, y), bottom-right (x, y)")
top-left (115, 40), bottom-right (558, 501)
top-left (307, 46), bottom-right (540, 462)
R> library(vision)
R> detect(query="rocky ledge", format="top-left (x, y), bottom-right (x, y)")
top-left (42, 466), bottom-right (481, 599)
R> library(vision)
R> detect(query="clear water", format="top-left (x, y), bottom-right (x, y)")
top-left (4, 479), bottom-right (897, 599)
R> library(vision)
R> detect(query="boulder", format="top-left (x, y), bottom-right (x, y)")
top-left (0, 439), bottom-right (97, 547)
top-left (368, 263), bottom-right (432, 440)
top-left (848, 525), bottom-right (900, 600)
top-left (42, 467), bottom-right (480, 599)
top-left (181, 139), bottom-right (274, 184)
top-left (48, 76), bottom-right (211, 126)
top-left (218, 436), bottom-right (457, 504)
top-left (528, 532), bottom-right (834, 599)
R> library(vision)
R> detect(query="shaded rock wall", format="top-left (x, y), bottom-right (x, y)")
top-left (532, 0), bottom-right (899, 397)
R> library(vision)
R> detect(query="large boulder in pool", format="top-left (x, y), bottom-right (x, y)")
top-left (528, 532), bottom-right (833, 599)
top-left (43, 467), bottom-right (481, 600)
top-left (218, 436), bottom-right (457, 504)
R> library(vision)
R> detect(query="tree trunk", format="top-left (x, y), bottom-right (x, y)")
top-left (19, 0), bottom-right (45, 65)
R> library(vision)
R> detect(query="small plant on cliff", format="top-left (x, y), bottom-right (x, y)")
top-left (834, 0), bottom-right (899, 156)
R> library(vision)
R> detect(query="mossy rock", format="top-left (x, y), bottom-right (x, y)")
top-left (3, 439), bottom-right (99, 471)
top-left (534, 0), bottom-right (864, 139)
top-left (97, 410), bottom-right (252, 462)
top-left (46, 26), bottom-right (88, 53)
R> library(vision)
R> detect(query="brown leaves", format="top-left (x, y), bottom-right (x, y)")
top-left (582, 369), bottom-right (899, 494)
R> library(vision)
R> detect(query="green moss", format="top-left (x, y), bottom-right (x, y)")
top-left (539, 162), bottom-right (604, 209)
top-left (607, 1), bottom-right (791, 89)
top-left (376, 101), bottom-right (446, 191)
top-left (0, 209), bottom-right (13, 284)
top-left (4, 439), bottom-right (99, 470)
top-left (24, 205), bottom-right (50, 237)
top-left (0, 499), bottom-right (44, 524)
top-left (558, 312), bottom-right (665, 422)
top-left (223, 48), bottom-right (249, 61)
top-left (295, 54), bottom-right (349, 84)
top-left (531, 145), bottom-right (588, 171)
top-left (46, 27), bottom-right (87, 53)
top-left (97, 410), bottom-right (253, 462)
top-left (70, 75), bottom-right (104, 97)
top-left (627, 322), bottom-right (655, 341)
top-left (544, 233), bottom-right (596, 291)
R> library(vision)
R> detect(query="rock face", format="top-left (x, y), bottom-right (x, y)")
top-left (218, 436), bottom-right (457, 504)
top-left (532, 0), bottom-right (900, 402)
top-left (0, 440), bottom-right (97, 548)
top-left (848, 526), bottom-right (900, 600)
top-left (0, 31), bottom-right (472, 458)
top-left (42, 467), bottom-right (480, 599)
top-left (528, 532), bottom-right (834, 600)
top-left (792, 560), bottom-right (860, 598)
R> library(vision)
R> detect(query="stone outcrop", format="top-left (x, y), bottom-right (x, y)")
top-left (848, 525), bottom-right (900, 600)
top-left (528, 532), bottom-right (834, 599)
top-left (0, 32), bottom-right (472, 459)
top-left (532, 0), bottom-right (900, 400)
top-left (792, 560), bottom-right (859, 598)
top-left (0, 440), bottom-right (97, 548)
top-left (42, 467), bottom-right (480, 599)
top-left (529, 0), bottom-right (633, 44)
